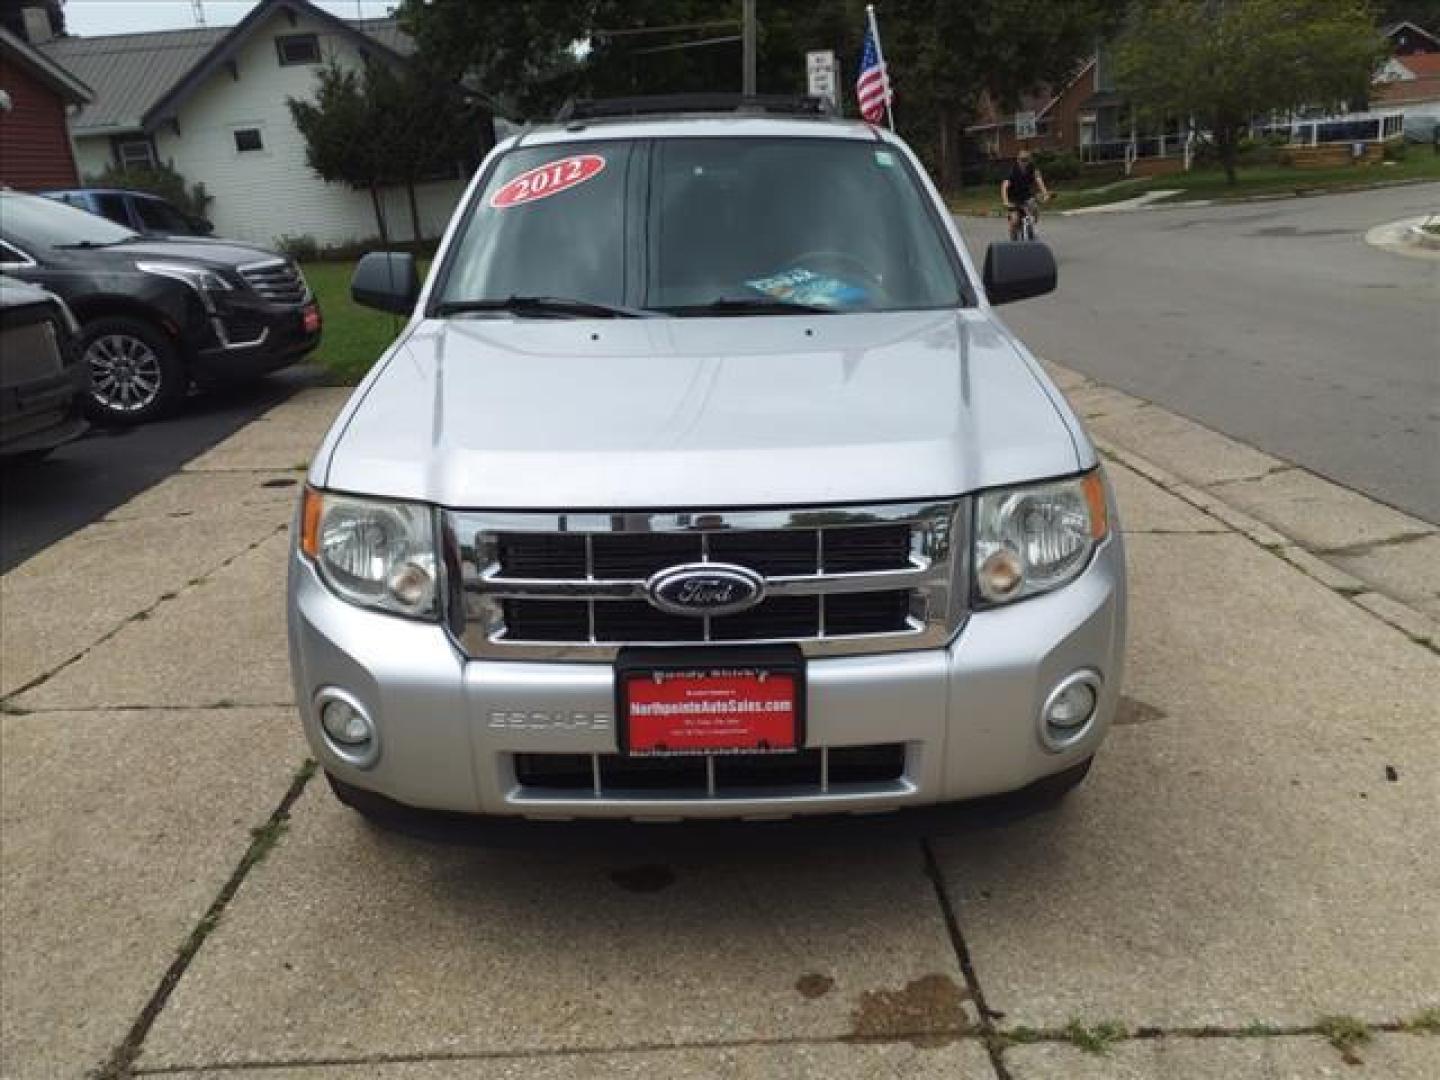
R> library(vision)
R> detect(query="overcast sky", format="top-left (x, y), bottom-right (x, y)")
top-left (63, 1), bottom-right (397, 37)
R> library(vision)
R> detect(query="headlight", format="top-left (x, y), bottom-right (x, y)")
top-left (974, 470), bottom-right (1109, 605)
top-left (300, 488), bottom-right (439, 618)
top-left (136, 261), bottom-right (232, 312)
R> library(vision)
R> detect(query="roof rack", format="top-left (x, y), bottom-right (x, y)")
top-left (555, 94), bottom-right (831, 123)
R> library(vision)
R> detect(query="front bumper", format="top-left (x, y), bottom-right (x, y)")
top-left (287, 537), bottom-right (1126, 821)
top-left (0, 365), bottom-right (88, 457)
top-left (190, 299), bottom-right (321, 386)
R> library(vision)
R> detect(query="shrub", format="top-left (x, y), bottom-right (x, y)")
top-left (82, 159), bottom-right (212, 220)
top-left (1383, 139), bottom-right (1408, 162)
top-left (274, 234), bottom-right (321, 261)
top-left (1035, 150), bottom-right (1081, 180)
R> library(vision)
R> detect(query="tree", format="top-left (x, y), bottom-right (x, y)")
top-left (396, 0), bottom-right (1121, 189)
top-left (1115, 0), bottom-right (1388, 183)
top-left (288, 59), bottom-right (483, 243)
top-left (288, 62), bottom-right (392, 241)
top-left (83, 159), bottom-right (212, 220)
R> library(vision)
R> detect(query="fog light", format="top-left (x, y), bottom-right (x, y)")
top-left (1039, 671), bottom-right (1101, 751)
top-left (315, 690), bottom-right (379, 767)
top-left (321, 699), bottom-right (371, 745)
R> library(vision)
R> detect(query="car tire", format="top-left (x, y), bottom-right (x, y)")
top-left (1016, 755), bottom-right (1093, 810)
top-left (79, 316), bottom-right (185, 425)
top-left (326, 771), bottom-right (407, 829)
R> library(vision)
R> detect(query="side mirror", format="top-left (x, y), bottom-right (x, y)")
top-left (351, 251), bottom-right (419, 314)
top-left (982, 241), bottom-right (1057, 305)
top-left (192, 217), bottom-right (214, 236)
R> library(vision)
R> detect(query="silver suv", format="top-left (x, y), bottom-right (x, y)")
top-left (288, 99), bottom-right (1126, 825)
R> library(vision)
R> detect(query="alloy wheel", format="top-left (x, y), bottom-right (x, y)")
top-left (86, 333), bottom-right (163, 413)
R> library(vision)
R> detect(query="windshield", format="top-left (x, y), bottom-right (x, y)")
top-left (1, 194), bottom-right (138, 250)
top-left (434, 136), bottom-right (965, 315)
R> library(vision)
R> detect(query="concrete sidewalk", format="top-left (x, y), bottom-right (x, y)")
top-left (1, 379), bottom-right (1436, 1079)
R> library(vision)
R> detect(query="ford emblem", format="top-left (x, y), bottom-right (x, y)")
top-left (645, 563), bottom-right (765, 617)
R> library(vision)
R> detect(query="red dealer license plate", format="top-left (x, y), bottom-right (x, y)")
top-left (302, 304), bottom-right (321, 334)
top-left (621, 665), bottom-right (801, 757)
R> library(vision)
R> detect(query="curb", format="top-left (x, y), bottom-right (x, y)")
top-left (1047, 366), bottom-right (1440, 654)
top-left (1053, 174), bottom-right (1440, 216)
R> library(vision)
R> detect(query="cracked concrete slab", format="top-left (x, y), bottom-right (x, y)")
top-left (1212, 467), bottom-right (1436, 555)
top-left (14, 531), bottom-right (293, 711)
top-left (156, 1040), bottom-right (995, 1078)
top-left (1, 511), bottom-right (288, 698)
top-left (1106, 461), bottom-right (1217, 535)
top-left (185, 388), bottom-right (351, 473)
top-left (0, 707), bottom-right (305, 1080)
top-left (1328, 534), bottom-right (1440, 617)
top-left (103, 470), bottom-right (303, 523)
top-left (1087, 406), bottom-right (1282, 487)
top-left (142, 785), bottom-right (974, 1069)
top-left (1007, 1032), bottom-right (1440, 1078)
top-left (933, 533), bottom-right (1440, 1030)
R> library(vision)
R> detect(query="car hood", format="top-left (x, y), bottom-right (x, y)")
top-left (66, 237), bottom-right (280, 271)
top-left (321, 309), bottom-right (1085, 509)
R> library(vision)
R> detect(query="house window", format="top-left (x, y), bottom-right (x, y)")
top-left (234, 127), bottom-right (264, 153)
top-left (276, 33), bottom-right (320, 66)
top-left (117, 139), bottom-right (157, 170)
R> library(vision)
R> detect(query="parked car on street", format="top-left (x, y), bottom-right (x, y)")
top-left (0, 192), bottom-right (321, 424)
top-left (289, 96), bottom-right (1125, 828)
top-left (41, 188), bottom-right (214, 237)
top-left (0, 276), bottom-right (87, 460)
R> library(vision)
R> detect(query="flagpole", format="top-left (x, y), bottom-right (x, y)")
top-left (865, 4), bottom-right (894, 131)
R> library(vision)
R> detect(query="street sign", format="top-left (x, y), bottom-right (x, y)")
top-left (806, 50), bottom-right (838, 111)
top-left (1015, 111), bottom-right (1038, 140)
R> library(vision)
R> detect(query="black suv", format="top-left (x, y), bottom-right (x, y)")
top-left (0, 192), bottom-right (321, 424)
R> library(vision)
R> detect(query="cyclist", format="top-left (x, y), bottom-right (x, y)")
top-left (1001, 150), bottom-right (1051, 240)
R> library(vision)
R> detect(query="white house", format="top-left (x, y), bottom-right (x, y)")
top-left (33, 0), bottom-right (480, 248)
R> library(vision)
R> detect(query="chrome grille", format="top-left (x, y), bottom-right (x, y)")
top-left (238, 258), bottom-right (309, 304)
top-left (445, 502), bottom-right (967, 660)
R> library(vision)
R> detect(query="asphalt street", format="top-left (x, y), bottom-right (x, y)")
top-left (962, 182), bottom-right (1440, 523)
top-left (0, 365), bottom-right (318, 573)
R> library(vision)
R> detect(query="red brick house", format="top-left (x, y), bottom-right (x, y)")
top-left (0, 24), bottom-right (91, 190)
top-left (967, 58), bottom-right (1099, 161)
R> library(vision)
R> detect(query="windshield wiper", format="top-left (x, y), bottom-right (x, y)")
top-left (433, 295), bottom-right (655, 319)
top-left (663, 296), bottom-right (836, 316)
top-left (55, 239), bottom-right (128, 250)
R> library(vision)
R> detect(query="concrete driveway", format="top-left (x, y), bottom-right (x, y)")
top-left (3, 388), bottom-right (1437, 1077)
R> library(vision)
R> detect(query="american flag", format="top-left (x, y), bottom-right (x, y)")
top-left (855, 11), bottom-right (892, 125)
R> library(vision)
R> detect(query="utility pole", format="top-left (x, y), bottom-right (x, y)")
top-left (191, 0), bottom-right (207, 27)
top-left (742, 0), bottom-right (756, 96)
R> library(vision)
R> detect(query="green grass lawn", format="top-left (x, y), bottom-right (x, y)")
top-left (948, 151), bottom-right (1440, 216)
top-left (303, 259), bottom-right (428, 384)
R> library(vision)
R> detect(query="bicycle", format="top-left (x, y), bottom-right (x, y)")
top-left (1007, 198), bottom-right (1041, 242)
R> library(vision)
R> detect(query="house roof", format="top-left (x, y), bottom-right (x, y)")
top-left (36, 0), bottom-right (411, 137)
top-left (0, 25), bottom-right (92, 105)
top-left (38, 26), bottom-right (224, 134)
top-left (1395, 52), bottom-right (1440, 77)
top-left (1380, 20), bottom-right (1440, 48)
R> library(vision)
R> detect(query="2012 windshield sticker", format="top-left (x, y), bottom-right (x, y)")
top-left (489, 155), bottom-right (606, 208)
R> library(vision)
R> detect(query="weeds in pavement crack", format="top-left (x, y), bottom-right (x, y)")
top-left (1316, 1015), bottom-right (1371, 1064)
top-left (88, 757), bottom-right (316, 1080)
top-left (919, 840), bottom-right (1013, 1078)
top-left (1063, 1019), bottom-right (1129, 1054)
top-left (1, 522), bottom-right (286, 709)
top-left (1404, 1007), bottom-right (1440, 1034)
